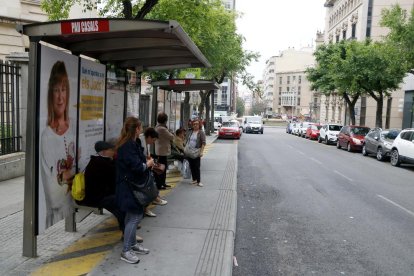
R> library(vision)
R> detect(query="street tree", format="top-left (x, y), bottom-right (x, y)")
top-left (306, 42), bottom-right (361, 125)
top-left (250, 101), bottom-right (266, 116)
top-left (381, 4), bottom-right (414, 71)
top-left (342, 40), bottom-right (407, 127)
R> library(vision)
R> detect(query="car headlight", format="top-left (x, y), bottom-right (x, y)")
top-left (352, 138), bottom-right (361, 144)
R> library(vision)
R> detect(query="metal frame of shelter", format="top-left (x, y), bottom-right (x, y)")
top-left (150, 79), bottom-right (219, 127)
top-left (21, 18), bottom-right (210, 257)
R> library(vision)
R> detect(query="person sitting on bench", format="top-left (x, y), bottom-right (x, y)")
top-left (77, 140), bottom-right (143, 242)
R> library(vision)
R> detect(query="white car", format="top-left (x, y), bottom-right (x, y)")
top-left (390, 128), bottom-right (414, 166)
top-left (318, 123), bottom-right (343, 145)
top-left (299, 122), bottom-right (312, 137)
top-left (291, 122), bottom-right (301, 136)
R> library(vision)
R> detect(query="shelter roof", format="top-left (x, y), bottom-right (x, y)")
top-left (151, 79), bottom-right (219, 92)
top-left (21, 18), bottom-right (210, 71)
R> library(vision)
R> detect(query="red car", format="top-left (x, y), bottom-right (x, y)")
top-left (337, 125), bottom-right (370, 152)
top-left (218, 121), bottom-right (241, 139)
top-left (305, 124), bottom-right (321, 140)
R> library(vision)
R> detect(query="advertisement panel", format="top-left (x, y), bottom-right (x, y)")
top-left (38, 45), bottom-right (79, 233)
top-left (106, 70), bottom-right (125, 141)
top-left (77, 58), bottom-right (106, 171)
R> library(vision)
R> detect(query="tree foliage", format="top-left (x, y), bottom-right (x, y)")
top-left (236, 96), bottom-right (245, 117)
top-left (381, 4), bottom-right (414, 71)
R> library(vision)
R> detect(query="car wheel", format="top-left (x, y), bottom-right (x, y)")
top-left (376, 147), bottom-right (385, 161)
top-left (325, 136), bottom-right (329, 145)
top-left (336, 140), bottom-right (341, 149)
top-left (362, 145), bottom-right (368, 156)
top-left (347, 143), bottom-right (352, 152)
top-left (318, 136), bottom-right (322, 143)
top-left (390, 149), bottom-right (401, 167)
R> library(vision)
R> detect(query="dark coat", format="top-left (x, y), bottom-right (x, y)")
top-left (78, 155), bottom-right (116, 207)
top-left (115, 139), bottom-right (147, 212)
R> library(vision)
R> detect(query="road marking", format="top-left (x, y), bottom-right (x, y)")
top-left (309, 157), bottom-right (322, 165)
top-left (377, 195), bottom-right (414, 218)
top-left (287, 145), bottom-right (294, 149)
top-left (333, 170), bottom-right (353, 182)
top-left (297, 150), bottom-right (305, 155)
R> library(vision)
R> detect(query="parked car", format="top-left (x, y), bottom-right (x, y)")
top-left (305, 124), bottom-right (322, 140)
top-left (362, 128), bottom-right (401, 161)
top-left (291, 122), bottom-right (301, 136)
top-left (337, 125), bottom-right (370, 152)
top-left (214, 121), bottom-right (222, 130)
top-left (299, 122), bottom-right (312, 137)
top-left (218, 121), bottom-right (242, 139)
top-left (318, 123), bottom-right (343, 145)
top-left (390, 128), bottom-right (414, 166)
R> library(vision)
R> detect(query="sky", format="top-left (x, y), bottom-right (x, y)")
top-left (235, 0), bottom-right (327, 83)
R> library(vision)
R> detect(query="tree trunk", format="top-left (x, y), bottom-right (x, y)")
top-left (368, 91), bottom-right (384, 128)
top-left (198, 91), bottom-right (208, 119)
top-left (342, 93), bottom-right (360, 125)
top-left (205, 93), bottom-right (211, 135)
top-left (183, 92), bottom-right (191, 130)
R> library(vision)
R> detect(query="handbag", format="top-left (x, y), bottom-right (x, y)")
top-left (152, 163), bottom-right (165, 175)
top-left (125, 170), bottom-right (158, 206)
top-left (184, 144), bottom-right (200, 159)
top-left (71, 172), bottom-right (85, 201)
top-left (181, 159), bottom-right (191, 179)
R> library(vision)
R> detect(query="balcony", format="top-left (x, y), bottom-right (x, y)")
top-left (324, 0), bottom-right (335, 7)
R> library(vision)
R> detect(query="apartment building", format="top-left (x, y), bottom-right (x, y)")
top-left (322, 0), bottom-right (414, 128)
top-left (263, 47), bottom-right (317, 120)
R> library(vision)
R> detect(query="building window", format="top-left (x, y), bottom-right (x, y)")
top-left (287, 76), bottom-right (290, 84)
top-left (221, 86), bottom-right (228, 103)
top-left (297, 97), bottom-right (300, 106)
top-left (351, 23), bottom-right (356, 38)
top-left (298, 86), bottom-right (301, 95)
top-left (336, 35), bottom-right (340, 43)
top-left (293, 76), bottom-right (296, 82)
top-left (343, 30), bottom-right (346, 39)
top-left (278, 98), bottom-right (281, 105)
top-left (287, 87), bottom-right (290, 92)
top-left (279, 76), bottom-right (282, 85)
top-left (279, 87), bottom-right (282, 95)
top-left (298, 76), bottom-right (302, 84)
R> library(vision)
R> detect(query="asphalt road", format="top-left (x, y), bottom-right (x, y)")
top-left (230, 127), bottom-right (414, 276)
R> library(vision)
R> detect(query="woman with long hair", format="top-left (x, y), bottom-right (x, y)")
top-left (115, 117), bottom-right (153, 264)
top-left (186, 119), bottom-right (206, 187)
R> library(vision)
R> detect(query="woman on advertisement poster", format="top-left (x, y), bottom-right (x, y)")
top-left (40, 61), bottom-right (76, 228)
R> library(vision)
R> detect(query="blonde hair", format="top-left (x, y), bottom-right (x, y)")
top-left (47, 61), bottom-right (70, 126)
top-left (116, 117), bottom-right (142, 150)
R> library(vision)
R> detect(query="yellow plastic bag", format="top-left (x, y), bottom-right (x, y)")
top-left (71, 172), bottom-right (85, 201)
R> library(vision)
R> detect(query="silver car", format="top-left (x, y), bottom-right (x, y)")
top-left (362, 128), bottom-right (401, 161)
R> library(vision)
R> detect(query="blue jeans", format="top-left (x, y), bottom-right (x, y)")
top-left (123, 211), bottom-right (143, 252)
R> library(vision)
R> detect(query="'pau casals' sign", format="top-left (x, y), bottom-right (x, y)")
top-left (61, 20), bottom-right (110, 35)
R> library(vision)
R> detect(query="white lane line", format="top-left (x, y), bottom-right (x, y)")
top-left (377, 195), bottom-right (414, 218)
top-left (297, 150), bottom-right (305, 155)
top-left (287, 145), bottom-right (294, 149)
top-left (309, 157), bottom-right (322, 165)
top-left (333, 170), bottom-right (353, 182)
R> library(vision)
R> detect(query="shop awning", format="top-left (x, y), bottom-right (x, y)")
top-left (21, 18), bottom-right (211, 71)
top-left (151, 79), bottom-right (219, 92)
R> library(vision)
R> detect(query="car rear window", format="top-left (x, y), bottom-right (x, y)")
top-left (351, 127), bottom-right (370, 135)
top-left (382, 130), bottom-right (400, 140)
top-left (329, 125), bottom-right (342, 131)
top-left (222, 122), bottom-right (238, 127)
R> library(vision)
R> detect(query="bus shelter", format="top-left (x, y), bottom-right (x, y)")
top-left (150, 79), bottom-right (219, 131)
top-left (21, 18), bottom-right (210, 257)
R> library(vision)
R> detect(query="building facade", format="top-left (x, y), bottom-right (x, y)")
top-left (263, 47), bottom-right (317, 120)
top-left (322, 0), bottom-right (414, 128)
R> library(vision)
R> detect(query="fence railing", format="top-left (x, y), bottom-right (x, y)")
top-left (0, 60), bottom-right (21, 156)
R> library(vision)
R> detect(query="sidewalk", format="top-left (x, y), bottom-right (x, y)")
top-left (1, 133), bottom-right (238, 276)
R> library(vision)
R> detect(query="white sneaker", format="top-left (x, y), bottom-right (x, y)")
top-left (197, 182), bottom-right (204, 187)
top-left (153, 198), bottom-right (168, 206)
top-left (121, 250), bottom-right (140, 264)
top-left (131, 243), bottom-right (150, 255)
top-left (145, 209), bottom-right (157, 217)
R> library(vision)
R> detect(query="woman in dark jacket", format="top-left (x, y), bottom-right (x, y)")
top-left (115, 117), bottom-right (154, 264)
top-left (185, 119), bottom-right (206, 187)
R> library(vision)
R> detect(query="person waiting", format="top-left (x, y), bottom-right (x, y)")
top-left (77, 140), bottom-right (143, 243)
